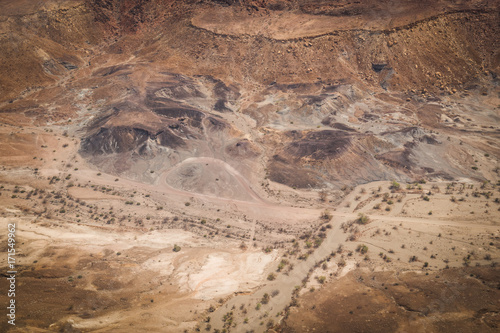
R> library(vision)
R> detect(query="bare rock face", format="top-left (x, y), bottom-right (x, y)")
top-left (85, 0), bottom-right (175, 33)
top-left (75, 70), bottom-right (244, 181)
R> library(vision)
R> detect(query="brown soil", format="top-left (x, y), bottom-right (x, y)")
top-left (283, 266), bottom-right (500, 333)
top-left (0, 1), bottom-right (499, 332)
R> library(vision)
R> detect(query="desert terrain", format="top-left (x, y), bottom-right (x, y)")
top-left (0, 0), bottom-right (499, 332)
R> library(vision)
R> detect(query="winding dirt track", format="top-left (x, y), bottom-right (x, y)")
top-left (207, 206), bottom-right (499, 332)
top-left (40, 161), bottom-right (499, 333)
top-left (159, 161), bottom-right (500, 332)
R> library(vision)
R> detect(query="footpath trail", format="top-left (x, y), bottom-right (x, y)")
top-left (206, 203), bottom-right (498, 332)
top-left (38, 163), bottom-right (498, 333)
top-left (208, 212), bottom-right (351, 332)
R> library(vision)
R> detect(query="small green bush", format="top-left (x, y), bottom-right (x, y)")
top-left (317, 276), bottom-right (326, 284)
top-left (356, 213), bottom-right (369, 225)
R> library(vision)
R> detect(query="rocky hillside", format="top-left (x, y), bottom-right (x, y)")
top-left (0, 0), bottom-right (498, 190)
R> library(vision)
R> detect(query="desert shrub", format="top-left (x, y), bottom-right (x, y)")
top-left (277, 259), bottom-right (288, 272)
top-left (356, 244), bottom-right (368, 254)
top-left (316, 276), bottom-right (326, 284)
top-left (320, 210), bottom-right (332, 221)
top-left (356, 213), bottom-right (369, 225)
top-left (314, 238), bottom-right (323, 248)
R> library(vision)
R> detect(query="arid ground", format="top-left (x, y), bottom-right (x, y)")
top-left (0, 1), bottom-right (499, 332)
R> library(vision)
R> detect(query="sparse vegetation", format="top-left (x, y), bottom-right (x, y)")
top-left (316, 276), bottom-right (326, 284)
top-left (356, 244), bottom-right (368, 254)
top-left (356, 213), bottom-right (369, 225)
top-left (2, 8), bottom-right (499, 331)
top-left (390, 180), bottom-right (400, 190)
top-left (320, 209), bottom-right (332, 221)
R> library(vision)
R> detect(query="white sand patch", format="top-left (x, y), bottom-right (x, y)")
top-left (180, 251), bottom-right (276, 300)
